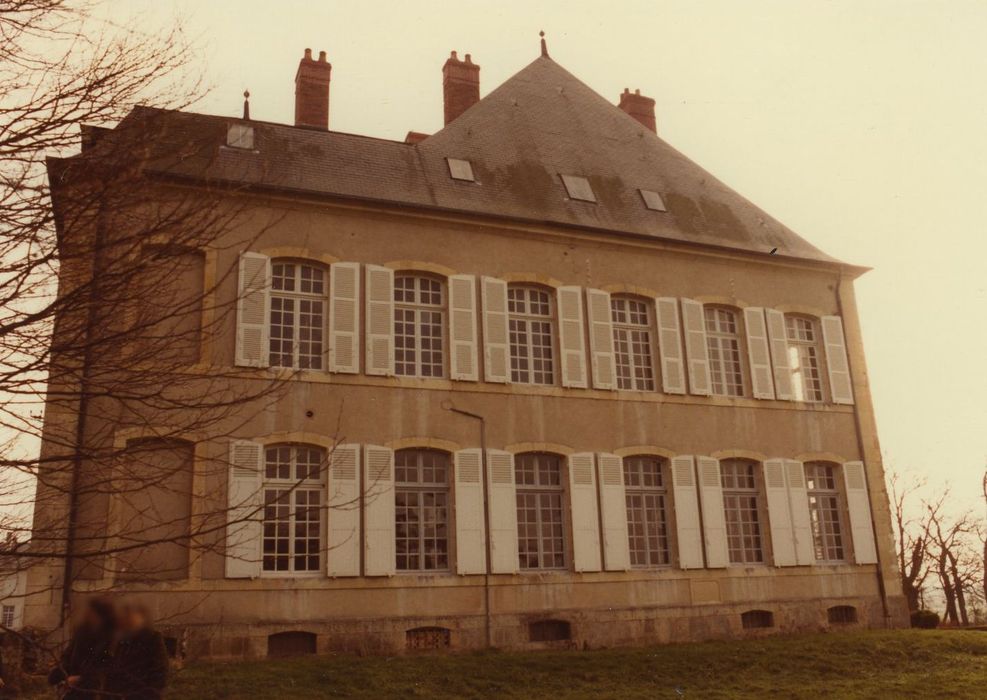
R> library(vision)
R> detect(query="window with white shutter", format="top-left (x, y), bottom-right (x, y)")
top-left (568, 452), bottom-right (601, 572)
top-left (454, 449), bottom-right (486, 574)
top-left (763, 459), bottom-right (796, 566)
top-left (507, 286), bottom-right (556, 385)
top-left (449, 275), bottom-right (479, 381)
top-left (765, 309), bottom-right (793, 400)
top-left (235, 253), bottom-right (271, 368)
top-left (394, 449), bottom-right (450, 571)
top-left (226, 440), bottom-right (263, 578)
top-left (261, 444), bottom-right (325, 574)
top-left (842, 461), bottom-right (877, 564)
top-left (623, 456), bottom-right (672, 567)
top-left (719, 459), bottom-right (764, 565)
top-left (515, 453), bottom-right (567, 569)
top-left (480, 277), bottom-right (510, 383)
top-left (365, 266), bottom-right (395, 376)
top-left (394, 275), bottom-right (446, 378)
top-left (655, 297), bottom-right (686, 394)
top-left (486, 449), bottom-right (518, 573)
top-left (743, 307), bottom-right (775, 400)
top-left (805, 462), bottom-right (848, 562)
top-left (785, 459), bottom-right (815, 565)
top-left (364, 445), bottom-right (395, 576)
top-left (326, 444), bottom-right (360, 577)
top-left (704, 306), bottom-right (745, 397)
top-left (269, 261), bottom-right (328, 370)
top-left (328, 263), bottom-right (360, 374)
top-left (786, 316), bottom-right (826, 402)
top-left (822, 316), bottom-right (854, 404)
top-left (670, 455), bottom-right (703, 569)
top-left (611, 297), bottom-right (657, 391)
top-left (585, 289), bottom-right (616, 390)
top-left (697, 456), bottom-right (729, 568)
top-left (557, 286), bottom-right (588, 388)
top-left (680, 299), bottom-right (712, 395)
top-left (597, 453), bottom-right (630, 571)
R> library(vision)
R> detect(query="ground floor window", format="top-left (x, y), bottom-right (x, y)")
top-left (262, 444), bottom-right (324, 573)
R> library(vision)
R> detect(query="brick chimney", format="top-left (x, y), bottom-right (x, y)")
top-left (618, 88), bottom-right (657, 133)
top-left (295, 49), bottom-right (332, 130)
top-left (443, 51), bottom-right (480, 125)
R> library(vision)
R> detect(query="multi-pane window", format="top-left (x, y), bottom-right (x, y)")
top-left (721, 459), bottom-right (764, 564)
top-left (395, 449), bottom-right (450, 571)
top-left (611, 297), bottom-right (656, 391)
top-left (1, 605), bottom-right (13, 628)
top-left (508, 286), bottom-right (555, 385)
top-left (786, 316), bottom-right (825, 402)
top-left (262, 444), bottom-right (324, 573)
top-left (705, 307), bottom-right (745, 397)
top-left (805, 462), bottom-right (846, 562)
top-left (515, 453), bottom-right (566, 569)
top-left (623, 456), bottom-right (671, 567)
top-left (394, 275), bottom-right (445, 378)
top-left (269, 261), bottom-right (326, 369)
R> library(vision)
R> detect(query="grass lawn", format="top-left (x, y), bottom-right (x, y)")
top-left (154, 629), bottom-right (985, 699)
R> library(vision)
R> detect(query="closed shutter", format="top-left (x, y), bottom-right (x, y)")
top-left (558, 286), bottom-right (588, 388)
top-left (696, 456), bottom-right (728, 568)
top-left (785, 460), bottom-right (814, 565)
top-left (226, 440), bottom-right (263, 578)
top-left (680, 299), bottom-right (712, 396)
top-left (670, 456), bottom-right (703, 569)
top-left (363, 445), bottom-right (395, 576)
top-left (449, 275), bottom-right (479, 381)
top-left (481, 277), bottom-right (510, 383)
top-left (586, 289), bottom-right (616, 390)
top-left (328, 262), bottom-right (360, 374)
top-left (765, 309), bottom-right (794, 400)
top-left (364, 265), bottom-right (395, 376)
top-left (597, 453), bottom-right (630, 571)
top-left (454, 449), bottom-right (486, 574)
top-left (822, 316), bottom-right (854, 404)
top-left (568, 452), bottom-right (601, 572)
top-left (843, 461), bottom-right (877, 564)
top-left (763, 459), bottom-right (796, 566)
top-left (235, 253), bottom-right (271, 367)
top-left (655, 297), bottom-right (686, 394)
top-left (744, 307), bottom-right (776, 400)
top-left (486, 449), bottom-right (518, 573)
top-left (326, 444), bottom-right (360, 577)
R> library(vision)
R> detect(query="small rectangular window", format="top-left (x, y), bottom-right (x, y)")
top-left (446, 158), bottom-right (475, 181)
top-left (227, 124), bottom-right (255, 150)
top-left (1, 605), bottom-right (14, 628)
top-left (560, 174), bottom-right (596, 202)
top-left (639, 189), bottom-right (667, 212)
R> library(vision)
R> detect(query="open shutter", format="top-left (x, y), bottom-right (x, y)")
top-left (558, 286), bottom-right (588, 388)
top-left (481, 277), bottom-right (510, 383)
top-left (655, 297), bottom-right (686, 394)
top-left (765, 309), bottom-right (794, 400)
top-left (454, 449), bottom-right (486, 574)
top-left (670, 456), bottom-right (703, 569)
top-left (226, 440), bottom-right (263, 578)
top-left (744, 307), bottom-right (776, 399)
top-left (364, 265), bottom-right (394, 376)
top-left (696, 456), bottom-right (728, 568)
top-left (326, 444), bottom-right (361, 577)
top-left (449, 275), bottom-right (479, 381)
top-left (486, 449), bottom-right (518, 573)
top-left (822, 316), bottom-right (854, 404)
top-left (363, 445), bottom-right (395, 576)
top-left (843, 461), bottom-right (877, 564)
top-left (235, 253), bottom-right (271, 367)
top-left (680, 299), bottom-right (711, 396)
top-left (597, 453), bottom-right (630, 571)
top-left (568, 453), bottom-right (601, 572)
top-left (328, 262), bottom-right (360, 374)
top-left (763, 459), bottom-right (796, 566)
top-left (785, 460), bottom-right (814, 565)
top-left (586, 289), bottom-right (616, 390)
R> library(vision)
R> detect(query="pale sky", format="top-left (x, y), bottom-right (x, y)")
top-left (115, 0), bottom-right (986, 514)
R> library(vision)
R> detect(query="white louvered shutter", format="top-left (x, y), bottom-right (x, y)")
top-left (328, 262), bottom-right (360, 374)
top-left (568, 452), bottom-right (602, 572)
top-left (822, 316), bottom-right (854, 405)
top-left (226, 440), bottom-right (263, 578)
top-left (481, 277), bottom-right (510, 383)
top-left (235, 253), bottom-right (271, 367)
top-left (843, 461), bottom-right (877, 564)
top-left (586, 289), bottom-right (616, 390)
top-left (364, 265), bottom-right (395, 376)
top-left (558, 286), bottom-right (588, 388)
top-left (696, 456), bottom-right (728, 568)
top-left (744, 307), bottom-right (776, 400)
top-left (763, 459), bottom-right (796, 566)
top-left (486, 449), bottom-right (518, 573)
top-left (363, 445), bottom-right (395, 576)
top-left (670, 456), bottom-right (704, 569)
top-left (597, 453), bottom-right (630, 571)
top-left (454, 449), bottom-right (486, 574)
top-left (449, 275), bottom-right (479, 381)
top-left (655, 297), bottom-right (686, 394)
top-left (326, 444), bottom-right (361, 577)
top-left (765, 309), bottom-right (794, 400)
top-left (680, 299), bottom-right (712, 396)
top-left (785, 459), bottom-right (814, 565)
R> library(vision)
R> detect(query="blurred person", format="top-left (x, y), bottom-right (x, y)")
top-left (47, 597), bottom-right (117, 698)
top-left (105, 602), bottom-right (168, 699)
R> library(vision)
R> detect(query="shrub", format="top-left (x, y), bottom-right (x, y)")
top-left (910, 610), bottom-right (940, 629)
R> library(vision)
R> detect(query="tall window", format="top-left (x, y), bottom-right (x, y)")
top-left (262, 445), bottom-right (324, 573)
top-left (721, 459), bottom-right (764, 564)
top-left (611, 297), bottom-right (656, 391)
top-left (270, 261), bottom-right (326, 369)
top-left (786, 316), bottom-right (825, 402)
top-left (394, 275), bottom-right (445, 378)
top-left (805, 462), bottom-right (846, 562)
top-left (705, 307), bottom-right (744, 397)
top-left (1, 605), bottom-right (14, 628)
top-left (624, 456), bottom-right (671, 567)
top-left (395, 449), bottom-right (450, 571)
top-left (508, 286), bottom-right (555, 385)
top-left (515, 453), bottom-right (565, 569)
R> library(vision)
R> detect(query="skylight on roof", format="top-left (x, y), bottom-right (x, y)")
top-left (639, 189), bottom-right (667, 212)
top-left (447, 158), bottom-right (475, 182)
top-left (561, 174), bottom-right (596, 203)
top-left (226, 124), bottom-right (254, 150)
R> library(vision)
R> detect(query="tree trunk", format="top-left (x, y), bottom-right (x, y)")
top-left (938, 556), bottom-right (958, 625)
top-left (948, 554), bottom-right (969, 626)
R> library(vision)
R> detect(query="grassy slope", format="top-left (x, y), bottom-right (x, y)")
top-left (160, 630), bottom-right (986, 699)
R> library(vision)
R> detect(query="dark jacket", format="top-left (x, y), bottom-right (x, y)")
top-left (104, 628), bottom-right (169, 700)
top-left (47, 628), bottom-right (113, 699)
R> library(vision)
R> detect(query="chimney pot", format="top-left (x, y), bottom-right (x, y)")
top-left (618, 88), bottom-right (657, 134)
top-left (319, 50), bottom-right (327, 62)
top-left (295, 49), bottom-right (332, 130)
top-left (442, 50), bottom-right (481, 125)
top-left (304, 48), bottom-right (312, 60)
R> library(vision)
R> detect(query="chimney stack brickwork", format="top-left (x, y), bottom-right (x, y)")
top-left (618, 88), bottom-right (657, 133)
top-left (442, 51), bottom-right (480, 125)
top-left (295, 49), bottom-right (332, 130)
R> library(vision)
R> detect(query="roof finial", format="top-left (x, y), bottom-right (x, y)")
top-left (540, 30), bottom-right (549, 58)
top-left (242, 89), bottom-right (250, 121)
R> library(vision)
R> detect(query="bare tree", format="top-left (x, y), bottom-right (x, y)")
top-left (889, 472), bottom-right (932, 613)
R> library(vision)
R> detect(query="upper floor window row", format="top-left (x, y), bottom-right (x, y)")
top-left (234, 253), bottom-right (854, 405)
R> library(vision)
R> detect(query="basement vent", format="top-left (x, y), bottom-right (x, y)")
top-left (529, 619), bottom-right (572, 642)
top-left (406, 626), bottom-right (451, 650)
top-left (447, 158), bottom-right (475, 182)
top-left (226, 123), bottom-right (255, 150)
top-left (639, 189), bottom-right (667, 212)
top-left (741, 610), bottom-right (774, 630)
top-left (827, 605), bottom-right (858, 625)
top-left (267, 631), bottom-right (316, 657)
top-left (560, 174), bottom-right (596, 203)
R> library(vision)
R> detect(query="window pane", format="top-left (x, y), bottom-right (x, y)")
top-left (394, 450), bottom-right (450, 571)
top-left (394, 275), bottom-right (446, 378)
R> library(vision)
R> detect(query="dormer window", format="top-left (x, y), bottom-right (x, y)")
top-left (446, 158), bottom-right (475, 181)
top-left (227, 124), bottom-right (255, 150)
top-left (560, 174), bottom-right (596, 202)
top-left (639, 189), bottom-right (667, 212)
